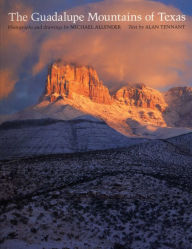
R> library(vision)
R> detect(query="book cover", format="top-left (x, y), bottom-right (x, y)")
top-left (0, 0), bottom-right (192, 248)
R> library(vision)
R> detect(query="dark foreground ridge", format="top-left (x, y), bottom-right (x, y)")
top-left (0, 133), bottom-right (192, 248)
top-left (0, 118), bottom-right (105, 130)
top-left (0, 118), bottom-right (148, 160)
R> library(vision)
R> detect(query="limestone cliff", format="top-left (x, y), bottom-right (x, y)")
top-left (44, 62), bottom-right (112, 104)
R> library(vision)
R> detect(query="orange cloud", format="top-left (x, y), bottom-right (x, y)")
top-left (0, 70), bottom-right (16, 98)
top-left (33, 0), bottom-right (192, 89)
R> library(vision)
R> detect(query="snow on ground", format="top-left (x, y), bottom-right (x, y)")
top-left (1, 174), bottom-right (192, 249)
top-left (0, 135), bottom-right (192, 249)
top-left (125, 123), bottom-right (192, 139)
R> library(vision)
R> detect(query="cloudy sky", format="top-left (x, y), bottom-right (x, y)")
top-left (0, 0), bottom-right (192, 114)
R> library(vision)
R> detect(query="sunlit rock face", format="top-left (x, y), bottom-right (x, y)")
top-left (42, 62), bottom-right (168, 111)
top-left (114, 84), bottom-right (167, 112)
top-left (44, 62), bottom-right (112, 104)
top-left (32, 61), bottom-right (192, 134)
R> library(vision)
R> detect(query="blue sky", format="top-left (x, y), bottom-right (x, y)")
top-left (4, 0), bottom-right (192, 15)
top-left (152, 0), bottom-right (192, 15)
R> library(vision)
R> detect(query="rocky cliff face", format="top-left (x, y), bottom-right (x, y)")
top-left (43, 62), bottom-right (169, 111)
top-left (114, 84), bottom-right (167, 111)
top-left (39, 61), bottom-right (192, 130)
top-left (44, 62), bottom-right (112, 104)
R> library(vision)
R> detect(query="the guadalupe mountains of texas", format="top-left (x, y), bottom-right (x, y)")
top-left (0, 61), bottom-right (192, 159)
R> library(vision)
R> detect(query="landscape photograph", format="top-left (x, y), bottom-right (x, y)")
top-left (0, 0), bottom-right (192, 249)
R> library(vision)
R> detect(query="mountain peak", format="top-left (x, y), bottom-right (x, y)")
top-left (125, 82), bottom-right (147, 89)
top-left (114, 83), bottom-right (167, 111)
top-left (43, 62), bottom-right (112, 104)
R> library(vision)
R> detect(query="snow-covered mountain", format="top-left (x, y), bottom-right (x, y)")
top-left (2, 61), bottom-right (191, 139)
